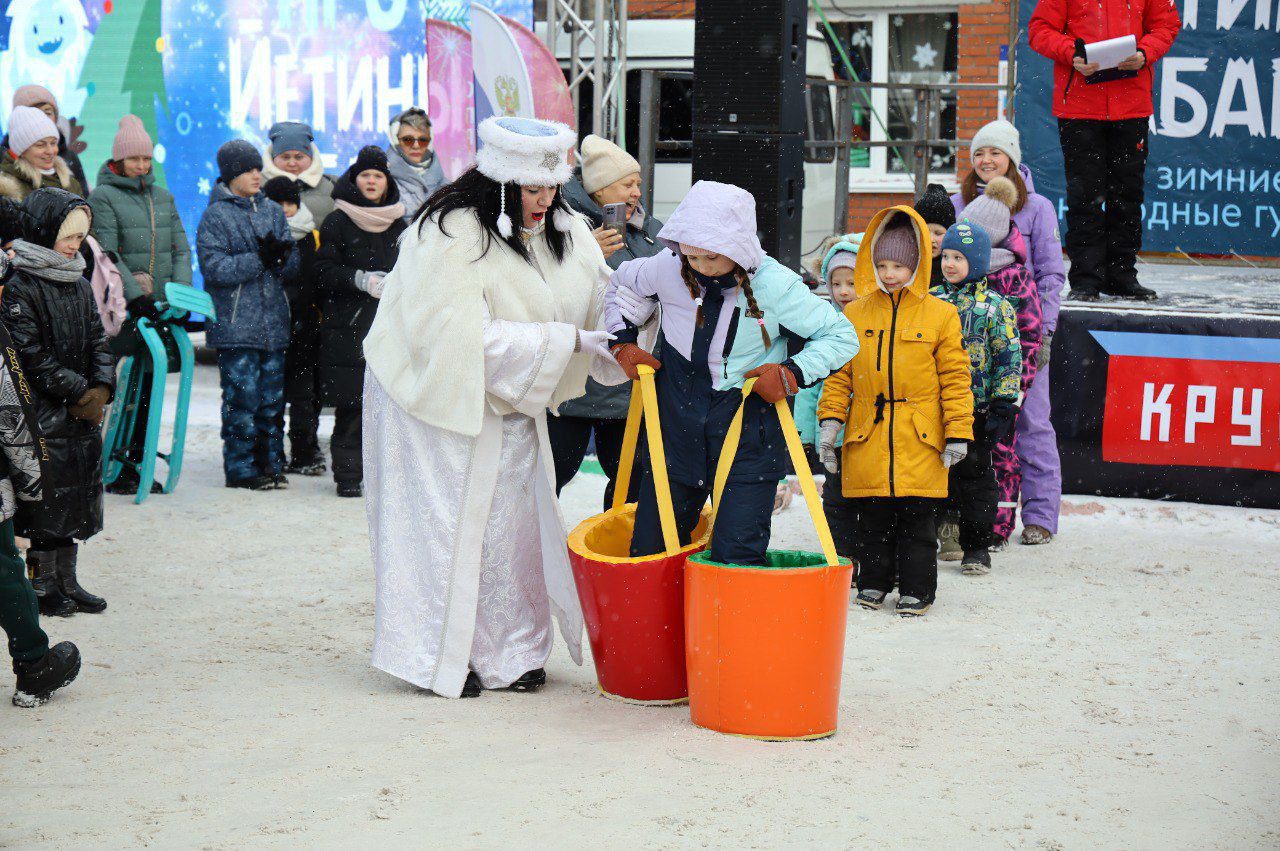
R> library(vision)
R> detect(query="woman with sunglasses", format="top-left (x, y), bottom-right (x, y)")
top-left (385, 107), bottom-right (446, 225)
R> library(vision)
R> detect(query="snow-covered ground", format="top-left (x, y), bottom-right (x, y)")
top-left (2, 365), bottom-right (1277, 848)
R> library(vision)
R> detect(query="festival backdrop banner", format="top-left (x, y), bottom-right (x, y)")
top-left (0, 0), bottom-right (557, 284)
top-left (1014, 0), bottom-right (1280, 257)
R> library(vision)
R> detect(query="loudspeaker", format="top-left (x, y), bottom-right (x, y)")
top-left (693, 0), bottom-right (808, 134)
top-left (692, 130), bottom-right (804, 270)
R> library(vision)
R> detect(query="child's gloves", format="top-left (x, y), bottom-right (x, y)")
top-left (257, 234), bottom-right (293, 270)
top-left (614, 286), bottom-right (657, 327)
top-left (576, 329), bottom-right (617, 359)
top-left (941, 441), bottom-right (968, 468)
top-left (68, 385), bottom-right (110, 426)
top-left (1037, 331), bottom-right (1052, 369)
top-left (818, 419), bottom-right (842, 474)
top-left (744, 363), bottom-right (798, 404)
top-left (354, 270), bottom-right (386, 298)
top-left (612, 343), bottom-right (662, 380)
top-left (984, 400), bottom-right (1020, 446)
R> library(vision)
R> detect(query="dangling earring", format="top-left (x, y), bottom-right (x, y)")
top-left (497, 183), bottom-right (513, 238)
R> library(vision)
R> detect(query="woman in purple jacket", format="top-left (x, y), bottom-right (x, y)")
top-left (953, 119), bottom-right (1066, 546)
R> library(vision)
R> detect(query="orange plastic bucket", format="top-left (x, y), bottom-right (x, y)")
top-left (567, 366), bottom-right (707, 705)
top-left (683, 379), bottom-right (854, 740)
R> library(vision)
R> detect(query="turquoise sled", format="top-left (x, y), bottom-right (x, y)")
top-left (101, 282), bottom-right (216, 504)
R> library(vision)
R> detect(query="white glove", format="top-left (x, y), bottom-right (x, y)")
top-left (941, 441), bottom-right (968, 468)
top-left (576, 329), bottom-right (617, 360)
top-left (614, 285), bottom-right (657, 327)
top-left (818, 419), bottom-right (842, 474)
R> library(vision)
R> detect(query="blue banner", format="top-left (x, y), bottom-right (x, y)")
top-left (1014, 0), bottom-right (1280, 257)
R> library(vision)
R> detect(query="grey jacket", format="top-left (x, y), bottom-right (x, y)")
top-left (387, 146), bottom-right (446, 224)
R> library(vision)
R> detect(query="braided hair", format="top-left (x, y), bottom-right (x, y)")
top-left (678, 254), bottom-right (772, 349)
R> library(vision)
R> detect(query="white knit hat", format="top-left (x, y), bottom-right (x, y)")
top-left (476, 117), bottom-right (576, 237)
top-left (970, 119), bottom-right (1021, 166)
top-left (7, 105), bottom-right (59, 157)
top-left (580, 134), bottom-right (640, 194)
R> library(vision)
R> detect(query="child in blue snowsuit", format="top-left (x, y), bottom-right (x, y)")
top-left (795, 233), bottom-right (862, 559)
top-left (604, 181), bottom-right (859, 565)
top-left (196, 140), bottom-right (298, 490)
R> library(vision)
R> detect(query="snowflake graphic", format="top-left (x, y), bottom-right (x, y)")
top-left (893, 15), bottom-right (905, 26)
top-left (931, 154), bottom-right (945, 169)
top-left (850, 29), bottom-right (872, 49)
top-left (198, 177), bottom-right (212, 195)
top-left (943, 19), bottom-right (953, 30)
top-left (912, 42), bottom-right (939, 69)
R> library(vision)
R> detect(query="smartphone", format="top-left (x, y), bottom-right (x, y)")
top-left (602, 203), bottom-right (627, 239)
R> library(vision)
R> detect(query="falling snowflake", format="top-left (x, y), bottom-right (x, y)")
top-left (893, 15), bottom-right (905, 26)
top-left (850, 29), bottom-right (873, 49)
top-left (198, 177), bottom-right (212, 195)
top-left (912, 42), bottom-right (938, 68)
top-left (943, 19), bottom-right (953, 30)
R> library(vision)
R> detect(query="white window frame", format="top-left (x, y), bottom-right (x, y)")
top-left (841, 9), bottom-right (960, 194)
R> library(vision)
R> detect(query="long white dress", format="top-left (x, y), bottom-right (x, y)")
top-left (362, 210), bottom-right (607, 698)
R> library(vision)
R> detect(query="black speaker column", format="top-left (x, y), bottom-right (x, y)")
top-left (692, 0), bottom-right (809, 271)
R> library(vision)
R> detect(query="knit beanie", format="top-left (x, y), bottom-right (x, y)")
top-left (970, 119), bottom-right (1021, 166)
top-left (268, 121), bottom-right (314, 157)
top-left (960, 176), bottom-right (1017, 247)
top-left (940, 221), bottom-right (991, 283)
top-left (349, 144), bottom-right (392, 182)
top-left (55, 206), bottom-right (91, 243)
top-left (12, 85), bottom-right (56, 111)
top-left (914, 183), bottom-right (956, 229)
top-left (264, 176), bottom-right (301, 207)
top-left (112, 114), bottom-right (154, 161)
top-left (580, 133), bottom-right (640, 194)
top-left (872, 221), bottom-right (919, 271)
top-left (216, 139), bottom-right (263, 184)
top-left (826, 249), bottom-right (856, 277)
top-left (7, 105), bottom-right (58, 157)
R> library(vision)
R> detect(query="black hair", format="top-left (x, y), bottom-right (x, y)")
top-left (418, 166), bottom-right (574, 264)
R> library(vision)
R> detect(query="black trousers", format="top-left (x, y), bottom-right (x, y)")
top-left (331, 402), bottom-right (362, 486)
top-left (631, 473), bottom-right (775, 566)
top-left (284, 335), bottom-right (321, 463)
top-left (853, 497), bottom-right (941, 603)
top-left (1058, 117), bottom-right (1149, 295)
top-left (942, 439), bottom-right (996, 553)
top-left (822, 473), bottom-right (859, 565)
top-left (546, 414), bottom-right (637, 512)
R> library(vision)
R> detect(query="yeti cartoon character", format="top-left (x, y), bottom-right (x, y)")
top-left (0, 0), bottom-right (91, 125)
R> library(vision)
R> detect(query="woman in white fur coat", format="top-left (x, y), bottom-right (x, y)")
top-left (362, 117), bottom-right (615, 699)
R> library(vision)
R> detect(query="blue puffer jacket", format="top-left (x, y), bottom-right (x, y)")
top-left (196, 182), bottom-right (297, 350)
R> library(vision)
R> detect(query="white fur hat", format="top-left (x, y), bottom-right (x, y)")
top-left (475, 116), bottom-right (576, 237)
top-left (476, 117), bottom-right (575, 187)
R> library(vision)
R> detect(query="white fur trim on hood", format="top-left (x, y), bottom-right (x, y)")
top-left (475, 117), bottom-right (575, 187)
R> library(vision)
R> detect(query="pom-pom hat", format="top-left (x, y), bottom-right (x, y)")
top-left (475, 116), bottom-right (576, 238)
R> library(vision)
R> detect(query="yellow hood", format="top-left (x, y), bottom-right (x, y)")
top-left (853, 206), bottom-right (933, 301)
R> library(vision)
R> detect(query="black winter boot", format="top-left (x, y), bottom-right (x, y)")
top-left (460, 671), bottom-right (482, 698)
top-left (507, 668), bottom-right (547, 692)
top-left (56, 545), bottom-right (106, 614)
top-left (12, 642), bottom-right (81, 707)
top-left (27, 550), bottom-right (76, 617)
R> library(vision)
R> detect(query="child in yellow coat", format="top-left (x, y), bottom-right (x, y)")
top-left (817, 206), bottom-right (973, 616)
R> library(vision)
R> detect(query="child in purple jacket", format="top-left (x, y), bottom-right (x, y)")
top-left (957, 178), bottom-right (1042, 549)
top-left (954, 119), bottom-right (1066, 546)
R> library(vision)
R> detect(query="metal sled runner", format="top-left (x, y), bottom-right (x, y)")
top-left (102, 282), bottom-right (216, 504)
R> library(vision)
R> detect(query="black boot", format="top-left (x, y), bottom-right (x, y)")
top-left (460, 671), bottom-right (482, 698)
top-left (12, 642), bottom-right (81, 707)
top-left (27, 550), bottom-right (76, 617)
top-left (507, 668), bottom-right (546, 692)
top-left (1102, 279), bottom-right (1158, 301)
top-left (56, 545), bottom-right (106, 614)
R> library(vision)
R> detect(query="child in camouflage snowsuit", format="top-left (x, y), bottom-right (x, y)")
top-left (956, 178), bottom-right (1041, 547)
top-left (931, 221), bottom-right (1021, 574)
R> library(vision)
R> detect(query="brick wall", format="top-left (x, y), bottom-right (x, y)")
top-left (846, 191), bottom-right (913, 232)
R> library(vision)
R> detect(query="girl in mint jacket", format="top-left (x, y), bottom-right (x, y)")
top-left (603, 180), bottom-right (858, 565)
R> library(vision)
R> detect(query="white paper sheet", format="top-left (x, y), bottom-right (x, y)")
top-left (1085, 35), bottom-right (1138, 70)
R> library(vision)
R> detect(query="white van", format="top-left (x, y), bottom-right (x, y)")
top-left (537, 19), bottom-right (840, 265)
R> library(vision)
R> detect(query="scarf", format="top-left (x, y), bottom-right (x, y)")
top-left (335, 198), bottom-right (405, 233)
top-left (286, 205), bottom-right (316, 241)
top-left (10, 239), bottom-right (85, 282)
top-left (391, 145), bottom-right (436, 177)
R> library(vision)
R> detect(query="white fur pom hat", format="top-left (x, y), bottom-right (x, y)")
top-left (476, 116), bottom-right (576, 237)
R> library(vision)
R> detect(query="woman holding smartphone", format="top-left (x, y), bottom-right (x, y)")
top-left (553, 134), bottom-right (666, 508)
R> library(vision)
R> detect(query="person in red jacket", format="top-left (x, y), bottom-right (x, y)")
top-left (1028, 0), bottom-right (1179, 302)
